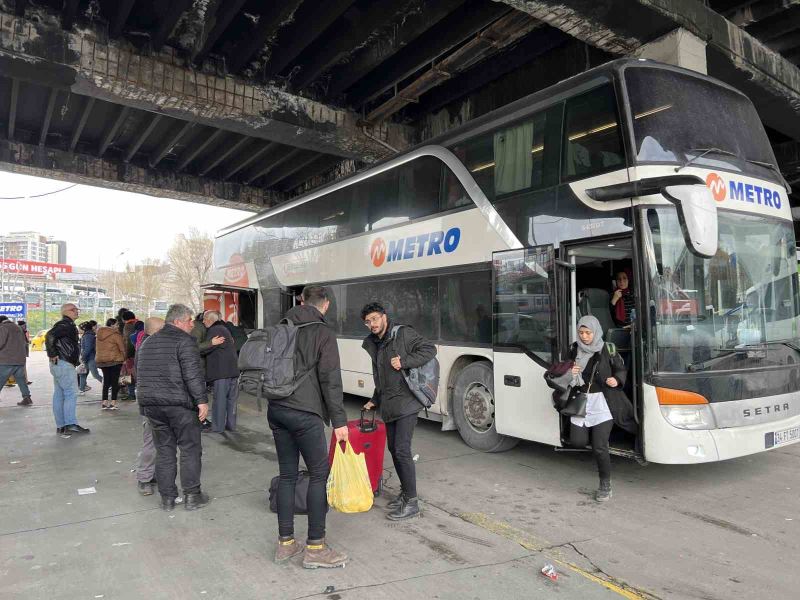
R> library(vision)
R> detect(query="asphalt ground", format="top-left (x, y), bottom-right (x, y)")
top-left (1, 352), bottom-right (798, 600)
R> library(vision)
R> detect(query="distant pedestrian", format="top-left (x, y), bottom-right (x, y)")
top-left (121, 310), bottom-right (140, 400)
top-left (0, 315), bottom-right (32, 406)
top-left (361, 302), bottom-right (436, 520)
top-left (136, 304), bottom-right (210, 511)
top-left (201, 311), bottom-right (240, 433)
top-left (17, 319), bottom-right (32, 384)
top-left (269, 285), bottom-right (348, 568)
top-left (78, 321), bottom-right (103, 395)
top-left (96, 318), bottom-right (126, 410)
top-left (46, 303), bottom-right (90, 437)
top-left (191, 310), bottom-right (224, 431)
top-left (134, 317), bottom-right (164, 496)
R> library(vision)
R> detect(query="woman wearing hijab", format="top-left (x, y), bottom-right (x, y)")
top-left (610, 269), bottom-right (635, 326)
top-left (568, 315), bottom-right (636, 501)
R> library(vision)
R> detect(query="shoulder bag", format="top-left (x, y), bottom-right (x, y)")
top-left (560, 360), bottom-right (598, 418)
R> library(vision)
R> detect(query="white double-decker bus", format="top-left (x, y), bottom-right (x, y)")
top-left (209, 59), bottom-right (800, 464)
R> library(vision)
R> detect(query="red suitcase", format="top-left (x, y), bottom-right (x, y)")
top-left (329, 410), bottom-right (386, 495)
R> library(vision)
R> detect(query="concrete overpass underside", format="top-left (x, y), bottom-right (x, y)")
top-left (0, 0), bottom-right (799, 216)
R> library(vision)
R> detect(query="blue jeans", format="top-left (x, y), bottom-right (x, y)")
top-left (78, 357), bottom-right (103, 391)
top-left (0, 364), bottom-right (31, 399)
top-left (50, 360), bottom-right (78, 428)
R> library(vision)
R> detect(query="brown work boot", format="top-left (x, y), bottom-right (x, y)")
top-left (274, 536), bottom-right (303, 563)
top-left (302, 539), bottom-right (347, 569)
top-left (17, 396), bottom-right (32, 406)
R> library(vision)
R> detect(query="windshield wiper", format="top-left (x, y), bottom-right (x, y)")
top-left (686, 349), bottom-right (740, 373)
top-left (675, 147), bottom-right (739, 173)
top-left (744, 159), bottom-right (791, 192)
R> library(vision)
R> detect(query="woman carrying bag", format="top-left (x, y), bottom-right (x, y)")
top-left (567, 315), bottom-right (636, 502)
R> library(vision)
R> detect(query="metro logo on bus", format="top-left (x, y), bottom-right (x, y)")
top-left (370, 227), bottom-right (461, 267)
top-left (704, 172), bottom-right (782, 209)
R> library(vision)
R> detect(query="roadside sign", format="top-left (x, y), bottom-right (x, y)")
top-left (0, 302), bottom-right (27, 320)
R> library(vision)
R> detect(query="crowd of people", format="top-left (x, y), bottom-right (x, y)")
top-left (0, 280), bottom-right (637, 569)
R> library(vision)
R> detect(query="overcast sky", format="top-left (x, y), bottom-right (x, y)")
top-left (0, 171), bottom-right (253, 270)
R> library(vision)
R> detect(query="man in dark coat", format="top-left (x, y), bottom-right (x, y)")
top-left (0, 315), bottom-right (32, 406)
top-left (269, 286), bottom-right (349, 569)
top-left (136, 303), bottom-right (209, 511)
top-left (45, 303), bottom-right (90, 436)
top-left (201, 310), bottom-right (239, 433)
top-left (361, 302), bottom-right (436, 521)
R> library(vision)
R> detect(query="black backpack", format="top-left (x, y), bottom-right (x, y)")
top-left (238, 318), bottom-right (322, 411)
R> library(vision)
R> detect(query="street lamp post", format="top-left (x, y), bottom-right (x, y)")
top-left (111, 249), bottom-right (129, 315)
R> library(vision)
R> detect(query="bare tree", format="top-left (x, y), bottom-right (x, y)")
top-left (165, 228), bottom-right (213, 313)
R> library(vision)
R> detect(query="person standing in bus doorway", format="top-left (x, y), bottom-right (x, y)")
top-left (134, 317), bottom-right (164, 496)
top-left (0, 315), bottom-right (33, 407)
top-left (269, 285), bottom-right (349, 568)
top-left (568, 315), bottom-right (636, 502)
top-left (201, 310), bottom-right (239, 434)
top-left (361, 302), bottom-right (436, 521)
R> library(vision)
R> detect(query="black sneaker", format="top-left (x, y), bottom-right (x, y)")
top-left (184, 491), bottom-right (211, 511)
top-left (161, 496), bottom-right (176, 511)
top-left (56, 427), bottom-right (72, 438)
top-left (17, 397), bottom-right (32, 406)
top-left (64, 424), bottom-right (90, 434)
top-left (387, 497), bottom-right (420, 521)
top-left (138, 481), bottom-right (155, 496)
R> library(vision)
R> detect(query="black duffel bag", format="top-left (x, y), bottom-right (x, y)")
top-left (267, 471), bottom-right (328, 514)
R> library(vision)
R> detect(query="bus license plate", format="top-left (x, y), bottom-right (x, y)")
top-left (765, 427), bottom-right (800, 449)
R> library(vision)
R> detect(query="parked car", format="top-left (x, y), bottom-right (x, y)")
top-left (30, 330), bottom-right (48, 351)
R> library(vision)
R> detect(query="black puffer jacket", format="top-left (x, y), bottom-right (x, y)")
top-left (568, 342), bottom-right (636, 434)
top-left (135, 324), bottom-right (207, 409)
top-left (270, 305), bottom-right (347, 428)
top-left (363, 321), bottom-right (436, 423)
top-left (203, 321), bottom-right (239, 381)
top-left (45, 316), bottom-right (80, 366)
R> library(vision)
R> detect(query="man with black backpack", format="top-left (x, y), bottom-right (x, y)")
top-left (264, 286), bottom-right (349, 568)
top-left (361, 302), bottom-right (436, 521)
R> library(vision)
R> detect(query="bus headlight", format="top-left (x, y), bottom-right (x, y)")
top-left (659, 404), bottom-right (716, 430)
top-left (656, 387), bottom-right (715, 430)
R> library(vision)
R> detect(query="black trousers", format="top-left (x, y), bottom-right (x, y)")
top-left (267, 403), bottom-right (329, 541)
top-left (99, 364), bottom-right (122, 400)
top-left (570, 419), bottom-right (614, 481)
top-left (144, 405), bottom-right (203, 498)
top-left (386, 413), bottom-right (418, 499)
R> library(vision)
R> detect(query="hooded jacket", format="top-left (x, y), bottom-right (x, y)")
top-left (269, 304), bottom-right (347, 428)
top-left (95, 326), bottom-right (126, 367)
top-left (80, 330), bottom-right (97, 363)
top-left (45, 316), bottom-right (80, 366)
top-left (203, 320), bottom-right (239, 381)
top-left (363, 320), bottom-right (436, 423)
top-left (136, 324), bottom-right (207, 410)
top-left (0, 320), bottom-right (27, 365)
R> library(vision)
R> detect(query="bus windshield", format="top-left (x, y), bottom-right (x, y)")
top-left (625, 67), bottom-right (781, 184)
top-left (643, 208), bottom-right (800, 373)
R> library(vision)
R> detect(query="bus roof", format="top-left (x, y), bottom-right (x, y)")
top-left (217, 58), bottom-right (746, 238)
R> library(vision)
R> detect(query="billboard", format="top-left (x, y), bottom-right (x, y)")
top-left (0, 302), bottom-right (27, 319)
top-left (0, 258), bottom-right (72, 277)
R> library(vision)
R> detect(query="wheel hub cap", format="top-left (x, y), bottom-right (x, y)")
top-left (464, 383), bottom-right (493, 431)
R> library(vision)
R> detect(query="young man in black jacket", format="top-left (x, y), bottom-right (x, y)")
top-left (45, 303), bottom-right (90, 437)
top-left (270, 286), bottom-right (349, 569)
top-left (361, 302), bottom-right (436, 521)
top-left (136, 304), bottom-right (209, 511)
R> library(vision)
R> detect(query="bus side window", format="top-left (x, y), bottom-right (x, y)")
top-left (562, 83), bottom-right (625, 180)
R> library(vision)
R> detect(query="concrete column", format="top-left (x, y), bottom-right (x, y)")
top-left (635, 28), bottom-right (707, 74)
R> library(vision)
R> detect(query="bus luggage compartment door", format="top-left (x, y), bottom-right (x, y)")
top-left (492, 246), bottom-right (562, 446)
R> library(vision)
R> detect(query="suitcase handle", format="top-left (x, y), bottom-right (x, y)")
top-left (360, 409), bottom-right (377, 433)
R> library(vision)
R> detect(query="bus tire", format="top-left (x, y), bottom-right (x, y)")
top-left (452, 361), bottom-right (518, 453)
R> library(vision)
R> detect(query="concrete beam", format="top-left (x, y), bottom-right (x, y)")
top-left (0, 138), bottom-right (278, 211)
top-left (635, 27), bottom-right (707, 73)
top-left (727, 0), bottom-right (800, 28)
top-left (0, 11), bottom-right (412, 162)
top-left (495, 0), bottom-right (800, 134)
top-left (68, 96), bottom-right (94, 152)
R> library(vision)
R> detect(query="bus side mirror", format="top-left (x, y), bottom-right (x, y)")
top-left (661, 184), bottom-right (718, 259)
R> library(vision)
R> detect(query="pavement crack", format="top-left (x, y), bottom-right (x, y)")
top-left (566, 541), bottom-right (664, 600)
top-left (289, 552), bottom-right (537, 599)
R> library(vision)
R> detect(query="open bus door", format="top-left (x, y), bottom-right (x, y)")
top-left (492, 245), bottom-right (573, 447)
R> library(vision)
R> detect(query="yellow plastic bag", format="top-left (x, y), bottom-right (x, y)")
top-left (326, 440), bottom-right (374, 513)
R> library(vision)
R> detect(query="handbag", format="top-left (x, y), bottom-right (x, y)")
top-left (560, 361), bottom-right (598, 418)
top-left (268, 471), bottom-right (329, 515)
top-left (76, 363), bottom-right (88, 375)
top-left (544, 360), bottom-right (574, 392)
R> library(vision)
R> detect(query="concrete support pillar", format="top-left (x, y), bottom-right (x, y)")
top-left (635, 28), bottom-right (707, 74)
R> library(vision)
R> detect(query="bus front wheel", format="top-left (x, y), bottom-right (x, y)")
top-left (452, 361), bottom-right (518, 453)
